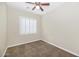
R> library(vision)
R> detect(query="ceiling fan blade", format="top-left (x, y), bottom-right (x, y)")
top-left (26, 2), bottom-right (34, 4)
top-left (32, 6), bottom-right (36, 10)
top-left (41, 3), bottom-right (50, 6)
top-left (40, 6), bottom-right (44, 11)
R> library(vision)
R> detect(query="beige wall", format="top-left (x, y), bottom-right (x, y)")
top-left (42, 2), bottom-right (79, 56)
top-left (0, 3), bottom-right (7, 56)
top-left (7, 6), bottom-right (42, 47)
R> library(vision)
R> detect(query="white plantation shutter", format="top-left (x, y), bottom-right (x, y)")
top-left (19, 17), bottom-right (26, 34)
top-left (32, 19), bottom-right (37, 33)
top-left (19, 16), bottom-right (37, 34)
top-left (25, 18), bottom-right (30, 34)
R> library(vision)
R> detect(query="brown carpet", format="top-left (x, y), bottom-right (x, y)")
top-left (4, 40), bottom-right (76, 57)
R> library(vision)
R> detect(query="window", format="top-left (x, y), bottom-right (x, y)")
top-left (19, 17), bottom-right (37, 34)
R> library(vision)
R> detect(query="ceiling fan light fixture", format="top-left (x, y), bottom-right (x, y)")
top-left (36, 6), bottom-right (40, 9)
top-left (26, 2), bottom-right (50, 11)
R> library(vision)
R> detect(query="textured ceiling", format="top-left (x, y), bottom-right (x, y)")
top-left (7, 2), bottom-right (64, 15)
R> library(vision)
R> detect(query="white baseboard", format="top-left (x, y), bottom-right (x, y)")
top-left (42, 40), bottom-right (79, 57)
top-left (2, 47), bottom-right (8, 57)
top-left (8, 39), bottom-right (41, 48)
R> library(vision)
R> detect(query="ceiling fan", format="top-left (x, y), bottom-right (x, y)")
top-left (26, 2), bottom-right (50, 11)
